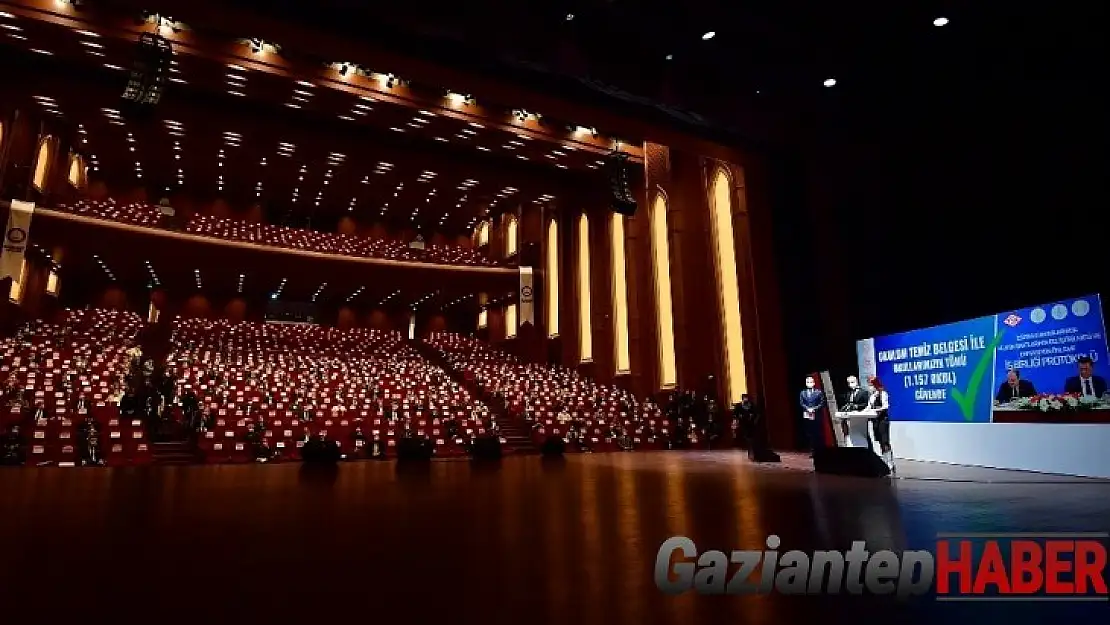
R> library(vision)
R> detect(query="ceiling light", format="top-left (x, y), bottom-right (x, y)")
top-left (933, 17), bottom-right (949, 27)
top-left (228, 90), bottom-right (246, 97)
top-left (228, 64), bottom-right (246, 71)
top-left (390, 127), bottom-right (404, 133)
top-left (31, 49), bottom-right (53, 55)
top-left (476, 146), bottom-right (491, 152)
top-left (76, 29), bottom-right (99, 37)
top-left (169, 78), bottom-right (187, 84)
top-left (339, 115), bottom-right (355, 121)
top-left (701, 31), bottom-right (715, 40)
top-left (823, 78), bottom-right (837, 87)
top-left (433, 137), bottom-right (448, 142)
top-left (285, 103), bottom-right (300, 109)
top-left (665, 54), bottom-right (673, 60)
top-left (1, 24), bottom-right (20, 32)
top-left (79, 40), bottom-right (103, 49)
top-left (104, 64), bottom-right (125, 70)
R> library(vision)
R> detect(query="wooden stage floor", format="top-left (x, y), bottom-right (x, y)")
top-left (1, 451), bottom-right (1107, 624)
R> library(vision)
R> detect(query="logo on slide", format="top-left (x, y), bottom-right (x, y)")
top-left (950, 330), bottom-right (1006, 421)
top-left (1002, 314), bottom-right (1022, 328)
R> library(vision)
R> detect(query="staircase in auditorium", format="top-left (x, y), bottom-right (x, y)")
top-left (408, 338), bottom-right (536, 454)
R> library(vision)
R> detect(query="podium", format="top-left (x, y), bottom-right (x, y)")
top-left (833, 410), bottom-right (877, 451)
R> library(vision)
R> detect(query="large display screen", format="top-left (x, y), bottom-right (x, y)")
top-left (856, 294), bottom-right (1109, 423)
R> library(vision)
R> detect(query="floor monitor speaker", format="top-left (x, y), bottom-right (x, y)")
top-left (813, 447), bottom-right (890, 477)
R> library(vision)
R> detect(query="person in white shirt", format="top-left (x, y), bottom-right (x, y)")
top-left (866, 376), bottom-right (895, 474)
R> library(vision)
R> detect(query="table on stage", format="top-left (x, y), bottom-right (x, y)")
top-left (992, 404), bottom-right (1110, 424)
top-left (832, 410), bottom-right (877, 449)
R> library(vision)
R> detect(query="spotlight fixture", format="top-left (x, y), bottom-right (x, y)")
top-left (566, 13), bottom-right (574, 21)
top-left (702, 31), bottom-right (715, 40)
top-left (933, 17), bottom-right (949, 27)
top-left (823, 78), bottom-right (837, 87)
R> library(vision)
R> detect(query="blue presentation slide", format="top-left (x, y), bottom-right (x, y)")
top-left (857, 294), bottom-right (1108, 423)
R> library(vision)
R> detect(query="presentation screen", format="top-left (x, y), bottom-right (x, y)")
top-left (856, 294), bottom-right (1109, 423)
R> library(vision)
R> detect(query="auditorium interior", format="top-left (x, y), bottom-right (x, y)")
top-left (0, 2), bottom-right (1106, 624)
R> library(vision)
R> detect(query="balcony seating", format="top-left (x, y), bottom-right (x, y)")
top-left (53, 198), bottom-right (163, 227)
top-left (423, 333), bottom-right (670, 451)
top-left (52, 200), bottom-right (501, 268)
top-left (167, 319), bottom-right (493, 462)
top-left (0, 309), bottom-right (148, 466)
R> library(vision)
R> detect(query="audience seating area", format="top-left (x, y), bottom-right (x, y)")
top-left (1, 309), bottom-right (149, 466)
top-left (2, 309), bottom-right (678, 467)
top-left (53, 200), bottom-right (501, 268)
top-left (424, 333), bottom-right (670, 450)
top-left (167, 319), bottom-right (495, 461)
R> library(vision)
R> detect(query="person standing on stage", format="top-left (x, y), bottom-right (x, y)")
top-left (799, 376), bottom-right (825, 455)
top-left (866, 376), bottom-right (895, 475)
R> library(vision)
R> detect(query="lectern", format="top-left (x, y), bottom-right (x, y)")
top-left (833, 410), bottom-right (878, 452)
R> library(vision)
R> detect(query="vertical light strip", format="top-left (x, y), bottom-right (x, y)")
top-left (651, 195), bottom-right (677, 387)
top-left (33, 137), bottom-right (52, 191)
top-left (46, 272), bottom-right (59, 295)
top-left (578, 213), bottom-right (593, 362)
top-left (477, 221), bottom-right (490, 247)
top-left (611, 213), bottom-right (631, 374)
top-left (9, 260), bottom-right (27, 302)
top-left (478, 309), bottom-right (488, 329)
top-left (710, 169), bottom-right (747, 404)
top-left (546, 219), bottom-right (559, 337)
top-left (506, 304), bottom-right (518, 338)
top-left (505, 217), bottom-right (518, 257)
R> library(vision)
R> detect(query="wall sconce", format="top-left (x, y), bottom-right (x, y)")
top-left (248, 38), bottom-right (280, 55)
top-left (447, 91), bottom-right (474, 106)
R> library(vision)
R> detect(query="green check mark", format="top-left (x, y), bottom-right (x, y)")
top-left (951, 330), bottom-right (1006, 421)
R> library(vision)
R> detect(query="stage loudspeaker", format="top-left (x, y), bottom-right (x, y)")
top-left (122, 33), bottom-right (173, 107)
top-left (540, 435), bottom-right (565, 457)
top-left (813, 447), bottom-right (890, 477)
top-left (396, 437), bottom-right (434, 462)
top-left (604, 151), bottom-right (638, 216)
top-left (470, 435), bottom-right (502, 460)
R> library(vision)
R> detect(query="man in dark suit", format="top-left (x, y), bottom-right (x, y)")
top-left (995, 369), bottom-right (1037, 402)
top-left (1064, 356), bottom-right (1107, 399)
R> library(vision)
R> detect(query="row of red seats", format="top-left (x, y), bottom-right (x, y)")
top-left (167, 318), bottom-right (498, 461)
top-left (424, 332), bottom-right (674, 450)
top-left (2, 309), bottom-right (151, 466)
top-left (53, 199), bottom-right (504, 268)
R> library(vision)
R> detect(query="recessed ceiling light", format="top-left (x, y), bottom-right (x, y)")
top-left (79, 40), bottom-right (103, 49)
top-left (433, 137), bottom-right (448, 142)
top-left (31, 49), bottom-right (53, 55)
top-left (823, 78), bottom-right (837, 87)
top-left (104, 64), bottom-right (125, 70)
top-left (701, 31), bottom-right (715, 40)
top-left (169, 77), bottom-right (187, 84)
top-left (339, 115), bottom-right (355, 121)
top-left (933, 17), bottom-right (949, 27)
top-left (86, 50), bottom-right (105, 56)
top-left (665, 54), bottom-right (673, 60)
top-left (295, 80), bottom-right (313, 87)
top-left (228, 90), bottom-right (246, 97)
top-left (1, 24), bottom-right (21, 32)
top-left (7, 33), bottom-right (27, 40)
top-left (76, 29), bottom-right (99, 37)
top-left (390, 127), bottom-right (404, 132)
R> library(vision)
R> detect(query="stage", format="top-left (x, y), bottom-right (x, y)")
top-left (1, 451), bottom-right (1107, 624)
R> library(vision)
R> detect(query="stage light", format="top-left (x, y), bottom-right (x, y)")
top-left (566, 13), bottom-right (574, 21)
top-left (933, 17), bottom-right (949, 27)
top-left (702, 31), bottom-right (715, 40)
top-left (823, 78), bottom-right (837, 87)
top-left (665, 54), bottom-right (673, 60)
